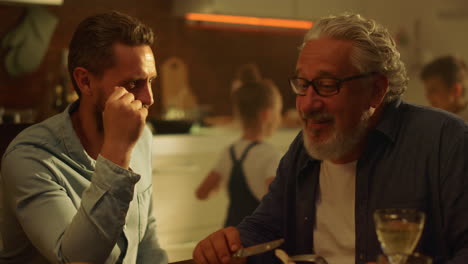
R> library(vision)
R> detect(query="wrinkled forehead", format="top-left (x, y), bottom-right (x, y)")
top-left (296, 38), bottom-right (355, 77)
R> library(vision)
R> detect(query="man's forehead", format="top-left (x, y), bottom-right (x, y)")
top-left (96, 45), bottom-right (157, 86)
top-left (296, 38), bottom-right (354, 76)
top-left (301, 37), bottom-right (352, 50)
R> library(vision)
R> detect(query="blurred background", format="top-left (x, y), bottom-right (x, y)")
top-left (2, 0), bottom-right (467, 124)
top-left (0, 0), bottom-right (467, 261)
top-left (1, 0), bottom-right (467, 123)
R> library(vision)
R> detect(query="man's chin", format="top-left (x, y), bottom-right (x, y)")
top-left (302, 127), bottom-right (332, 144)
top-left (304, 141), bottom-right (331, 161)
top-left (302, 125), bottom-right (366, 161)
top-left (302, 126), bottom-right (361, 161)
top-left (302, 129), bottom-right (336, 159)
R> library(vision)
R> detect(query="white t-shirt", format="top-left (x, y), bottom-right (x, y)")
top-left (313, 160), bottom-right (357, 264)
top-left (213, 139), bottom-right (282, 200)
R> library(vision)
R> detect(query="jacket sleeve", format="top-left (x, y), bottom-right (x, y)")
top-left (237, 132), bottom-right (303, 247)
top-left (236, 137), bottom-right (306, 248)
top-left (237, 157), bottom-right (286, 246)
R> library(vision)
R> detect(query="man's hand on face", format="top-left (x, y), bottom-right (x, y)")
top-left (193, 227), bottom-right (245, 264)
top-left (100, 86), bottom-right (148, 169)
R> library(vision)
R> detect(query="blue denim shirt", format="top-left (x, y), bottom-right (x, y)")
top-left (0, 101), bottom-right (167, 264)
top-left (238, 99), bottom-right (468, 264)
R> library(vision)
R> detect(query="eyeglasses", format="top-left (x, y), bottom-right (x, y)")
top-left (289, 72), bottom-right (378, 97)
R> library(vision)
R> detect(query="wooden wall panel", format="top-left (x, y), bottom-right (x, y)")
top-left (0, 1), bottom-right (303, 122)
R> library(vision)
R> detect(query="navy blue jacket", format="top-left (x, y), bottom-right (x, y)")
top-left (238, 99), bottom-right (468, 264)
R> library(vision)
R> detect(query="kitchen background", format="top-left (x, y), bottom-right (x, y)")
top-left (1, 0), bottom-right (466, 123)
top-left (0, 0), bottom-right (467, 261)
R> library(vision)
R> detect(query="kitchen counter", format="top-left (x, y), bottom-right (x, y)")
top-left (151, 126), bottom-right (300, 262)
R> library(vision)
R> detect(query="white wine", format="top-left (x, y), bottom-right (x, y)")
top-left (374, 209), bottom-right (426, 264)
top-left (376, 220), bottom-right (423, 255)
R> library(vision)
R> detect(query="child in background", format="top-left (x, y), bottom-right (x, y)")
top-left (195, 79), bottom-right (283, 227)
top-left (230, 63), bottom-right (262, 92)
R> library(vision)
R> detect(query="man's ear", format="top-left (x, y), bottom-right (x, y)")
top-left (370, 74), bottom-right (389, 108)
top-left (73, 67), bottom-right (93, 96)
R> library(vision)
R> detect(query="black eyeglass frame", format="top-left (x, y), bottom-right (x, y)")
top-left (289, 72), bottom-right (378, 97)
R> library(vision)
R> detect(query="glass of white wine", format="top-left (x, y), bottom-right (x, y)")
top-left (377, 253), bottom-right (432, 264)
top-left (374, 208), bottom-right (425, 264)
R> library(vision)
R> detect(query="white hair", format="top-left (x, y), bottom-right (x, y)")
top-left (300, 13), bottom-right (408, 103)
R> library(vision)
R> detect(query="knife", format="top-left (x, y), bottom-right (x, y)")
top-left (232, 238), bottom-right (285, 258)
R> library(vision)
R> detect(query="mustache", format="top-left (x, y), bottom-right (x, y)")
top-left (299, 111), bottom-right (334, 123)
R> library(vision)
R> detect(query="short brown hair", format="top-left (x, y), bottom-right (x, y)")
top-left (420, 55), bottom-right (467, 89)
top-left (68, 11), bottom-right (154, 96)
top-left (232, 79), bottom-right (281, 129)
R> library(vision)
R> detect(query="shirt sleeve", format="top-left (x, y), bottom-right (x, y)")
top-left (136, 196), bottom-right (168, 264)
top-left (441, 128), bottom-right (468, 264)
top-left (1, 151), bottom-right (140, 264)
top-left (237, 149), bottom-right (286, 244)
top-left (212, 146), bottom-right (231, 184)
top-left (135, 126), bottom-right (167, 264)
top-left (236, 153), bottom-right (285, 264)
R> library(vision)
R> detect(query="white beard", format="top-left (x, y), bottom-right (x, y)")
top-left (302, 109), bottom-right (372, 161)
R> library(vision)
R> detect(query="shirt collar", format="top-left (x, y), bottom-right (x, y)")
top-left (60, 100), bottom-right (96, 170)
top-left (372, 98), bottom-right (404, 144)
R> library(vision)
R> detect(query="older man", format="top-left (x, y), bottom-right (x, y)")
top-left (1, 11), bottom-right (167, 263)
top-left (193, 13), bottom-right (468, 264)
top-left (420, 55), bottom-right (468, 121)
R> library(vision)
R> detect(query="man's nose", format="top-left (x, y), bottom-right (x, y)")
top-left (296, 85), bottom-right (324, 112)
top-left (139, 83), bottom-right (154, 107)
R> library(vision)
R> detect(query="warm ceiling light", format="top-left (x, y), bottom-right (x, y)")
top-left (185, 13), bottom-right (313, 30)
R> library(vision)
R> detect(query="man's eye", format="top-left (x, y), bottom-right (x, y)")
top-left (295, 80), bottom-right (308, 88)
top-left (126, 81), bottom-right (137, 89)
top-left (317, 79), bottom-right (337, 88)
